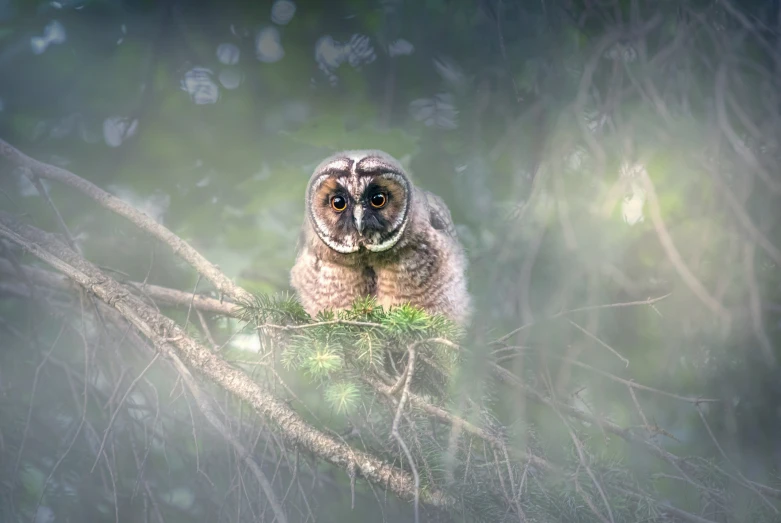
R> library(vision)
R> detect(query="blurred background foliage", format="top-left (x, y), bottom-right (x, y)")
top-left (2, 0), bottom-right (781, 521)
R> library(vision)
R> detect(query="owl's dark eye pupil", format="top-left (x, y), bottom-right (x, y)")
top-left (331, 195), bottom-right (347, 212)
top-left (370, 192), bottom-right (387, 208)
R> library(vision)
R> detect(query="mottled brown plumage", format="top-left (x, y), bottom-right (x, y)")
top-left (290, 150), bottom-right (471, 325)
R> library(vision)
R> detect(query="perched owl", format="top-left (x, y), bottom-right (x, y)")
top-left (290, 150), bottom-right (471, 326)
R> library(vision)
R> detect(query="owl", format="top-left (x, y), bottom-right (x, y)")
top-left (290, 150), bottom-right (471, 326)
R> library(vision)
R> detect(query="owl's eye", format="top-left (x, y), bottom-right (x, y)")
top-left (331, 195), bottom-right (347, 212)
top-left (369, 192), bottom-right (387, 209)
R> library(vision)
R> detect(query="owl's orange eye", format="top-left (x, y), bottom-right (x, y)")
top-left (331, 195), bottom-right (347, 212)
top-left (369, 192), bottom-right (387, 209)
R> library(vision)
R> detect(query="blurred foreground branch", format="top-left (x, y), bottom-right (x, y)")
top-left (0, 207), bottom-right (453, 512)
top-left (0, 137), bottom-right (254, 304)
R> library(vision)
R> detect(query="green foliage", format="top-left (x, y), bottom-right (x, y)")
top-left (235, 291), bottom-right (309, 326)
top-left (241, 293), bottom-right (463, 414)
top-left (299, 339), bottom-right (344, 378)
top-left (324, 381), bottom-right (361, 414)
top-left (234, 293), bottom-right (484, 514)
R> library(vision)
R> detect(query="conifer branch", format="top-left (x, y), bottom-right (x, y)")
top-left (0, 211), bottom-right (455, 511)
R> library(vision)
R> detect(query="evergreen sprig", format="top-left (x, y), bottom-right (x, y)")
top-left (242, 293), bottom-right (463, 383)
top-left (224, 291), bottom-right (781, 521)
top-left (235, 291), bottom-right (309, 326)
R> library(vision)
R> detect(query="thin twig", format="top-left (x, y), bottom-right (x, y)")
top-left (567, 319), bottom-right (629, 367)
top-left (0, 257), bottom-right (240, 317)
top-left (695, 404), bottom-right (778, 514)
top-left (14, 324), bottom-right (65, 478)
top-left (24, 168), bottom-right (80, 253)
top-left (491, 293), bottom-right (672, 345)
top-left (183, 274), bottom-right (203, 333)
top-left (258, 319), bottom-right (384, 331)
top-left (542, 366), bottom-right (615, 523)
top-left (390, 341), bottom-right (421, 523)
top-left (169, 354), bottom-right (289, 523)
top-left (91, 353), bottom-right (161, 473)
top-left (32, 315), bottom-right (95, 522)
top-left (494, 346), bottom-right (718, 403)
top-left (196, 309), bottom-right (218, 349)
top-left (617, 487), bottom-right (719, 523)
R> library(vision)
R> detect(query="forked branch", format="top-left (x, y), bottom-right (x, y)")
top-left (0, 211), bottom-right (454, 511)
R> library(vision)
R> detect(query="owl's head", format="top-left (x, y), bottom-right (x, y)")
top-left (305, 150), bottom-right (412, 254)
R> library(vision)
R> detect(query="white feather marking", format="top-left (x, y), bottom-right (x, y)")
top-left (307, 151), bottom-right (412, 254)
top-left (362, 170), bottom-right (409, 251)
top-left (309, 173), bottom-right (359, 253)
top-left (323, 236), bottom-right (359, 253)
top-left (365, 219), bottom-right (408, 252)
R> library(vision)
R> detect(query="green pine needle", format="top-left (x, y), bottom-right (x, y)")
top-left (324, 381), bottom-right (361, 414)
top-left (300, 341), bottom-right (343, 379)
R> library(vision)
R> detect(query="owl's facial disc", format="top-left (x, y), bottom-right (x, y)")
top-left (357, 174), bottom-right (409, 252)
top-left (307, 153), bottom-right (411, 254)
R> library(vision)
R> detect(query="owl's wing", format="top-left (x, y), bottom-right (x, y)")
top-left (419, 189), bottom-right (458, 239)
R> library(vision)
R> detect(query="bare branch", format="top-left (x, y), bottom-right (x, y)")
top-left (390, 341), bottom-right (421, 523)
top-left (169, 354), bottom-right (289, 523)
top-left (695, 404), bottom-right (778, 514)
top-left (365, 374), bottom-right (554, 473)
top-left (491, 357), bottom-right (781, 503)
top-left (639, 169), bottom-right (731, 322)
top-left (491, 293), bottom-right (672, 345)
top-left (259, 319), bottom-right (384, 331)
top-left (617, 487), bottom-right (719, 523)
top-left (567, 319), bottom-right (629, 367)
top-left (0, 137), bottom-right (253, 304)
top-left (0, 258), bottom-right (240, 317)
top-left (0, 211), bottom-right (454, 510)
top-left (494, 346), bottom-right (718, 403)
top-left (14, 323), bottom-right (65, 478)
top-left (91, 353), bottom-right (161, 473)
top-left (715, 63), bottom-right (781, 194)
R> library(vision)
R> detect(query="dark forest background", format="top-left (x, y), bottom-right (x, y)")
top-left (2, 0), bottom-right (781, 522)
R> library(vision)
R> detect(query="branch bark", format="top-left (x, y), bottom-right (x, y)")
top-left (0, 211), bottom-right (454, 511)
top-left (0, 257), bottom-right (239, 317)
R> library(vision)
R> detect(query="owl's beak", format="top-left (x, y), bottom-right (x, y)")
top-left (353, 205), bottom-right (365, 234)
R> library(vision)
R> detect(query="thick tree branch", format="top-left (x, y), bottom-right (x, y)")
top-left (0, 257), bottom-right (239, 317)
top-left (0, 211), bottom-right (454, 510)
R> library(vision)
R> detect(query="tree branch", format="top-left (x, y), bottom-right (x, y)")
top-left (0, 137), bottom-right (253, 304)
top-left (0, 257), bottom-right (239, 317)
top-left (0, 211), bottom-right (454, 511)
